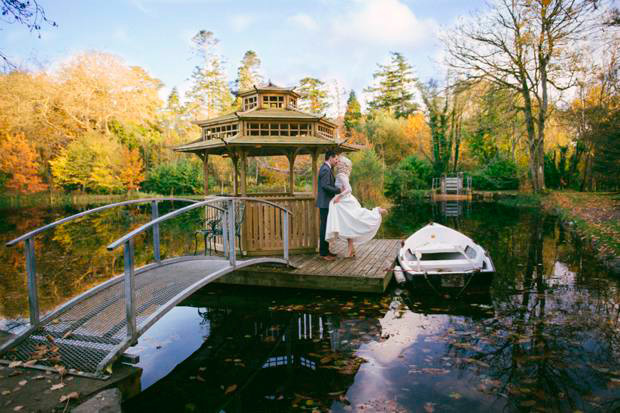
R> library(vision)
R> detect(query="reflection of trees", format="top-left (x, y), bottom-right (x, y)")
top-left (0, 203), bottom-right (206, 318)
top-left (436, 215), bottom-right (620, 411)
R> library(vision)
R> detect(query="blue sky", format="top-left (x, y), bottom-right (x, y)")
top-left (1, 0), bottom-right (486, 110)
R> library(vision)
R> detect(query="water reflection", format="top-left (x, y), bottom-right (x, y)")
top-left (2, 201), bottom-right (620, 412)
top-left (0, 202), bottom-right (206, 321)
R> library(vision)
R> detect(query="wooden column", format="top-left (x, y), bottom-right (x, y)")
top-left (239, 150), bottom-right (247, 196)
top-left (231, 154), bottom-right (239, 196)
top-left (287, 151), bottom-right (296, 195)
top-left (203, 151), bottom-right (209, 196)
top-left (311, 149), bottom-right (319, 199)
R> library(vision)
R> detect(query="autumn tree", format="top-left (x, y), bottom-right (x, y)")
top-left (0, 132), bottom-right (47, 193)
top-left (119, 148), bottom-right (145, 191)
top-left (186, 30), bottom-right (233, 118)
top-left (297, 77), bottom-right (329, 114)
top-left (365, 52), bottom-right (417, 118)
top-left (344, 90), bottom-right (362, 134)
top-left (445, 0), bottom-right (600, 192)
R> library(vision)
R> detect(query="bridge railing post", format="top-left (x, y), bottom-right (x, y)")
top-left (282, 211), bottom-right (289, 265)
top-left (24, 237), bottom-right (39, 327)
top-left (123, 239), bottom-right (137, 342)
top-left (221, 207), bottom-right (229, 259)
top-left (227, 199), bottom-right (236, 268)
top-left (151, 201), bottom-right (161, 263)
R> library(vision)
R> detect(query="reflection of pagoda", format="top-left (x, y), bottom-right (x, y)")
top-left (126, 299), bottom-right (380, 412)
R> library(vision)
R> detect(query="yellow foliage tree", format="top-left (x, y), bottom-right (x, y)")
top-left (0, 133), bottom-right (47, 194)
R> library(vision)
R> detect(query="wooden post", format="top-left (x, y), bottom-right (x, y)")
top-left (240, 150), bottom-right (247, 196)
top-left (311, 149), bottom-right (320, 253)
top-left (287, 151), bottom-right (296, 195)
top-left (231, 154), bottom-right (239, 196)
top-left (311, 149), bottom-right (319, 199)
top-left (203, 151), bottom-right (209, 195)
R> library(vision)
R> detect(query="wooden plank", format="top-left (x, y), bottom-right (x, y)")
top-left (363, 240), bottom-right (392, 277)
top-left (364, 240), bottom-right (393, 277)
top-left (347, 239), bottom-right (384, 276)
top-left (366, 240), bottom-right (396, 277)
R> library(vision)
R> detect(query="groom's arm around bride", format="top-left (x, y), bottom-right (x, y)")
top-left (316, 151), bottom-right (341, 260)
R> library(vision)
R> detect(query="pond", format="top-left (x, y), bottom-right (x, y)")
top-left (1, 200), bottom-right (619, 412)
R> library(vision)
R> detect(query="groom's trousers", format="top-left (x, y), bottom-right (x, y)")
top-left (319, 208), bottom-right (330, 256)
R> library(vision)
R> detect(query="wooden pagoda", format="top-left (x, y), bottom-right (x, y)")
top-left (175, 82), bottom-right (359, 255)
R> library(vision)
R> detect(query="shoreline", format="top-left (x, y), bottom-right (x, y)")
top-left (542, 191), bottom-right (620, 275)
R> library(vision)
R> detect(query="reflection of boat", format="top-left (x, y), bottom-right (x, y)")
top-left (394, 222), bottom-right (494, 286)
top-left (399, 287), bottom-right (495, 320)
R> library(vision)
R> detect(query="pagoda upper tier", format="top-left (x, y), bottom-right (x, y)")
top-left (175, 82), bottom-right (358, 157)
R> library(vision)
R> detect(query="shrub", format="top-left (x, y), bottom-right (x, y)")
top-left (384, 155), bottom-right (433, 201)
top-left (470, 156), bottom-right (519, 190)
top-left (142, 159), bottom-right (204, 195)
top-left (350, 149), bottom-right (385, 207)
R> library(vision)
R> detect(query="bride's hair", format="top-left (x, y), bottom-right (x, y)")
top-left (336, 156), bottom-right (353, 176)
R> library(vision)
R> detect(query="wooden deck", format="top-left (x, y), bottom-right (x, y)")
top-left (217, 239), bottom-right (401, 293)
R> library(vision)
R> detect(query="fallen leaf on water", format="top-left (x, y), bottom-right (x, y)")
top-left (50, 383), bottom-right (65, 391)
top-left (306, 400), bottom-right (314, 406)
top-left (224, 384), bottom-right (237, 395)
top-left (13, 406), bottom-right (23, 412)
top-left (449, 392), bottom-right (462, 400)
top-left (8, 361), bottom-right (22, 369)
top-left (18, 380), bottom-right (26, 386)
top-left (45, 335), bottom-right (55, 344)
top-left (23, 360), bottom-right (37, 367)
top-left (59, 391), bottom-right (79, 403)
top-left (32, 375), bottom-right (45, 380)
top-left (424, 402), bottom-right (435, 412)
top-left (1, 390), bottom-right (11, 395)
top-left (62, 331), bottom-right (73, 339)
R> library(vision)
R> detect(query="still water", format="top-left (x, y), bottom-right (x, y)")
top-left (1, 200), bottom-right (619, 412)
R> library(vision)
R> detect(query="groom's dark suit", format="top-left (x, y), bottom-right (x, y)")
top-left (317, 162), bottom-right (341, 256)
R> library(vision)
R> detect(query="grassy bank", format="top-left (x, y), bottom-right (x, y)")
top-left (542, 191), bottom-right (620, 258)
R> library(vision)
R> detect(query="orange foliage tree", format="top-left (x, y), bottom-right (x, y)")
top-left (0, 133), bottom-right (47, 193)
top-left (119, 148), bottom-right (145, 191)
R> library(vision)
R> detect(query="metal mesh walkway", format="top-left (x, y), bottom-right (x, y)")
top-left (3, 259), bottom-right (231, 376)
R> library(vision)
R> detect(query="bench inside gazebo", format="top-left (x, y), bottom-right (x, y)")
top-left (175, 82), bottom-right (358, 256)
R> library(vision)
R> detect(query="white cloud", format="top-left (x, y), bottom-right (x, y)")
top-left (287, 13), bottom-right (319, 31)
top-left (330, 0), bottom-right (438, 47)
top-left (230, 14), bottom-right (256, 32)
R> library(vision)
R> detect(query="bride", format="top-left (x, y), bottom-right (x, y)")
top-left (325, 156), bottom-right (387, 257)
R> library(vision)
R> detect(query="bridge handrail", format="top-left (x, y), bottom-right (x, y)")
top-left (106, 196), bottom-right (291, 251)
top-left (106, 196), bottom-right (291, 345)
top-left (5, 197), bottom-right (204, 247)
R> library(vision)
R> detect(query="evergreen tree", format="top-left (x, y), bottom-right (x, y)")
top-left (297, 77), bottom-right (329, 114)
top-left (365, 52), bottom-right (417, 118)
top-left (167, 87), bottom-right (181, 112)
top-left (344, 90), bottom-right (362, 133)
top-left (235, 50), bottom-right (263, 93)
top-left (186, 30), bottom-right (233, 118)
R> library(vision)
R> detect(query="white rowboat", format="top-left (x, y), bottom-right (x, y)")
top-left (394, 223), bottom-right (495, 284)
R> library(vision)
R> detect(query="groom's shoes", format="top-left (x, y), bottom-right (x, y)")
top-left (328, 252), bottom-right (338, 257)
top-left (321, 255), bottom-right (337, 261)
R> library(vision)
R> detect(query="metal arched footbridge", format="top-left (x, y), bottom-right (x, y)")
top-left (0, 197), bottom-right (292, 379)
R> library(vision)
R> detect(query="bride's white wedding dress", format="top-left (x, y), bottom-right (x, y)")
top-left (325, 172), bottom-right (382, 244)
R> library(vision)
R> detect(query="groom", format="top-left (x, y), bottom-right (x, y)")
top-left (317, 150), bottom-right (341, 261)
